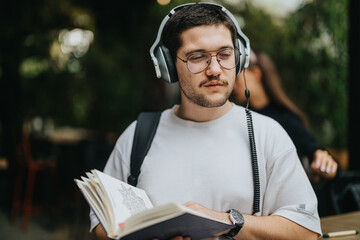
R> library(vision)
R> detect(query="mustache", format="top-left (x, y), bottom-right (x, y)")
top-left (199, 75), bottom-right (229, 87)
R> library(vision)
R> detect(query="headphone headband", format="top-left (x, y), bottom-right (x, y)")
top-left (150, 2), bottom-right (250, 83)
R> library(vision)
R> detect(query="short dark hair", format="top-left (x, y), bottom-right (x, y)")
top-left (162, 4), bottom-right (237, 61)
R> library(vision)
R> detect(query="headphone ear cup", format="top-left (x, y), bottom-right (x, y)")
top-left (154, 45), bottom-right (178, 83)
top-left (236, 38), bottom-right (246, 76)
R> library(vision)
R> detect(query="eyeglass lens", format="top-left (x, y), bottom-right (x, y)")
top-left (187, 49), bottom-right (240, 74)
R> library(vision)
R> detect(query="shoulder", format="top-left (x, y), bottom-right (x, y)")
top-left (104, 120), bottom-right (136, 172)
top-left (254, 110), bottom-right (294, 144)
top-left (245, 107), bottom-right (297, 161)
top-left (103, 108), bottom-right (173, 178)
top-left (114, 108), bottom-right (174, 152)
top-left (251, 107), bottom-right (290, 136)
top-left (115, 120), bottom-right (137, 150)
top-left (232, 104), bottom-right (293, 144)
top-left (231, 104), bottom-right (286, 131)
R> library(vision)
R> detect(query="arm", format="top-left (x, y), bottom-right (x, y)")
top-left (184, 201), bottom-right (318, 240)
top-left (238, 214), bottom-right (317, 240)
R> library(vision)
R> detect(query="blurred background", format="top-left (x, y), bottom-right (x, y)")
top-left (0, 0), bottom-right (358, 239)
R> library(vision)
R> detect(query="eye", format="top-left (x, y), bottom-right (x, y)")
top-left (188, 53), bottom-right (208, 63)
top-left (218, 50), bottom-right (233, 60)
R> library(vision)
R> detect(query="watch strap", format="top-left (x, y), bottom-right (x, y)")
top-left (222, 209), bottom-right (244, 239)
top-left (222, 225), bottom-right (242, 239)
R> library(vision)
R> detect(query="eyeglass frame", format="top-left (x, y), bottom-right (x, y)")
top-left (176, 48), bottom-right (241, 74)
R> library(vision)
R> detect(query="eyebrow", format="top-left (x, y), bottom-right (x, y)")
top-left (184, 45), bottom-right (234, 57)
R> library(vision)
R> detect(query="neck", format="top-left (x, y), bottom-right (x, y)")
top-left (250, 95), bottom-right (270, 110)
top-left (175, 100), bottom-right (233, 122)
top-left (248, 86), bottom-right (270, 110)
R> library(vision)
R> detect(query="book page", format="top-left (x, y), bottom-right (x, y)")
top-left (81, 177), bottom-right (109, 225)
top-left (85, 172), bottom-right (116, 234)
top-left (84, 173), bottom-right (113, 225)
top-left (75, 179), bottom-right (111, 234)
top-left (92, 170), bottom-right (153, 233)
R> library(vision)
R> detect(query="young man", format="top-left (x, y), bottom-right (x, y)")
top-left (91, 3), bottom-right (321, 239)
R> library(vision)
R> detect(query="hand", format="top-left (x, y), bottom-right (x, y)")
top-left (184, 201), bottom-right (231, 224)
top-left (183, 201), bottom-right (232, 236)
top-left (310, 149), bottom-right (338, 181)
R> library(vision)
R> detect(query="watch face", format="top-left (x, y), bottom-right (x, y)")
top-left (230, 209), bottom-right (244, 225)
top-left (224, 209), bottom-right (244, 238)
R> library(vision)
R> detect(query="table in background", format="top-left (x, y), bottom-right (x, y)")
top-left (320, 211), bottom-right (360, 239)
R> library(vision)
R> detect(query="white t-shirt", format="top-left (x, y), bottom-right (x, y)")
top-left (90, 104), bottom-right (321, 236)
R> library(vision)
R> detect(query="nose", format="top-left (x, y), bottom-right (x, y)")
top-left (206, 55), bottom-right (222, 75)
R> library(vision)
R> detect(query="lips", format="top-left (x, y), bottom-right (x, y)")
top-left (205, 81), bottom-right (223, 87)
top-left (201, 80), bottom-right (228, 88)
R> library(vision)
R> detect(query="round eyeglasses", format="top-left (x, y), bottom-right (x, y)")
top-left (176, 48), bottom-right (240, 74)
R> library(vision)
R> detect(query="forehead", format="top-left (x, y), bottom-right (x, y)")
top-left (178, 24), bottom-right (233, 54)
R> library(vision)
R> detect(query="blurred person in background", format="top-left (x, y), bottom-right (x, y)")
top-left (233, 50), bottom-right (340, 216)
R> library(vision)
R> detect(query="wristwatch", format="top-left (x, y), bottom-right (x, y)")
top-left (222, 209), bottom-right (245, 239)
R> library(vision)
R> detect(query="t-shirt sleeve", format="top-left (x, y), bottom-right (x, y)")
top-left (274, 111), bottom-right (320, 163)
top-left (261, 121), bottom-right (322, 235)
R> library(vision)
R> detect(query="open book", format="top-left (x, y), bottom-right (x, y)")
top-left (75, 169), bottom-right (233, 240)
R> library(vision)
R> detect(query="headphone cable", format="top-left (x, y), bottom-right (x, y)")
top-left (243, 68), bottom-right (260, 214)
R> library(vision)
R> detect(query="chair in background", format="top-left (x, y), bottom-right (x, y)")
top-left (10, 133), bottom-right (57, 231)
top-left (330, 170), bottom-right (360, 214)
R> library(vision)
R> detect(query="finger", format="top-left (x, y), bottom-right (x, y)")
top-left (319, 155), bottom-right (329, 173)
top-left (328, 157), bottom-right (338, 173)
top-left (316, 151), bottom-right (330, 173)
top-left (183, 201), bottom-right (195, 207)
top-left (321, 151), bottom-right (333, 173)
top-left (325, 160), bottom-right (338, 179)
top-left (318, 153), bottom-right (337, 179)
top-left (311, 150), bottom-right (334, 178)
top-left (310, 158), bottom-right (322, 172)
top-left (311, 151), bottom-right (326, 173)
top-left (183, 201), bottom-right (203, 212)
top-left (325, 158), bottom-right (335, 174)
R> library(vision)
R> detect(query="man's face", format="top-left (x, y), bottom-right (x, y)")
top-left (175, 25), bottom-right (236, 108)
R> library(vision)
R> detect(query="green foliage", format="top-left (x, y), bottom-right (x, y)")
top-left (224, 0), bottom-right (348, 148)
top-left (4, 0), bottom-right (175, 132)
top-left (280, 0), bottom-right (348, 148)
top-left (1, 0), bottom-right (348, 147)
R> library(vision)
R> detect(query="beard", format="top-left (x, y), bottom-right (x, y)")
top-left (179, 76), bottom-right (233, 108)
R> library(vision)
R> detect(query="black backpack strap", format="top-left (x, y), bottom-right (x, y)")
top-left (128, 112), bottom-right (162, 186)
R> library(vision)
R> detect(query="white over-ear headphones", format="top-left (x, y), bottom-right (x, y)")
top-left (149, 2), bottom-right (250, 83)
